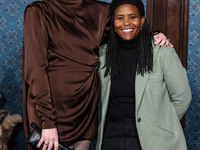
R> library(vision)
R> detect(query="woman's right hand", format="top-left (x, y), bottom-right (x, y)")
top-left (37, 128), bottom-right (59, 150)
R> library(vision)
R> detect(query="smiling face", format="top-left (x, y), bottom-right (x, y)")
top-left (114, 4), bottom-right (145, 41)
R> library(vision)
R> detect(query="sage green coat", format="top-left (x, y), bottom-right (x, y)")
top-left (96, 44), bottom-right (191, 150)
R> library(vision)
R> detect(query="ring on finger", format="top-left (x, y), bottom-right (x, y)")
top-left (44, 143), bottom-right (48, 146)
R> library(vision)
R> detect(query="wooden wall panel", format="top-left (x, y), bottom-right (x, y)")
top-left (146, 0), bottom-right (189, 68)
top-left (153, 0), bottom-right (167, 34)
top-left (167, 0), bottom-right (181, 54)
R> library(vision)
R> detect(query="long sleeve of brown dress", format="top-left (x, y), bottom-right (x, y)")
top-left (23, 0), bottom-right (110, 147)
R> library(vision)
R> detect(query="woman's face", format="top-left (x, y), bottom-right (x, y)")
top-left (114, 4), bottom-right (145, 41)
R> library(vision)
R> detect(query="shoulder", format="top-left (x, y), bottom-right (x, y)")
top-left (87, 0), bottom-right (110, 7)
top-left (158, 45), bottom-right (177, 61)
top-left (153, 43), bottom-right (176, 59)
top-left (86, 0), bottom-right (110, 12)
top-left (24, 1), bottom-right (50, 25)
top-left (26, 1), bottom-right (47, 8)
top-left (24, 1), bottom-right (52, 21)
top-left (97, 1), bottom-right (110, 14)
top-left (25, 0), bottom-right (49, 14)
top-left (153, 45), bottom-right (180, 69)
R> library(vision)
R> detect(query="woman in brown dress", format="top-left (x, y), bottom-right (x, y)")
top-left (23, 0), bottom-right (170, 150)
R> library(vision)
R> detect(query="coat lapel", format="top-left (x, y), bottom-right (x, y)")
top-left (99, 43), bottom-right (160, 113)
top-left (135, 72), bottom-right (150, 112)
top-left (98, 44), bottom-right (111, 87)
top-left (135, 45), bottom-right (159, 112)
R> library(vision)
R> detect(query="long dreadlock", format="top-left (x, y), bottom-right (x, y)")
top-left (105, 13), bottom-right (122, 79)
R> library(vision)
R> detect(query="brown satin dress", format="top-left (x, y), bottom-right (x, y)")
top-left (23, 0), bottom-right (110, 147)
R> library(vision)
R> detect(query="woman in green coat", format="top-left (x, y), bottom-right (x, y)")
top-left (96, 0), bottom-right (191, 149)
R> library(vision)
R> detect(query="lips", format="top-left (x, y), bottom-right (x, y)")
top-left (121, 29), bottom-right (133, 33)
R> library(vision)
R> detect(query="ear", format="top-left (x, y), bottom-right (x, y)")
top-left (140, 16), bottom-right (145, 29)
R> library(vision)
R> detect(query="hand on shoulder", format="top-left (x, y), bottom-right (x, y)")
top-left (153, 33), bottom-right (173, 48)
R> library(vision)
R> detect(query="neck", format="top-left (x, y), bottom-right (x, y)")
top-left (117, 35), bottom-right (140, 50)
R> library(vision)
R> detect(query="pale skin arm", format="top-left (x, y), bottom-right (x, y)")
top-left (37, 128), bottom-right (59, 150)
top-left (153, 32), bottom-right (173, 47)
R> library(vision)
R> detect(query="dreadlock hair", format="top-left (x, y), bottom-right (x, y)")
top-left (105, 11), bottom-right (154, 79)
top-left (104, 13), bottom-right (122, 79)
top-left (136, 20), bottom-right (154, 76)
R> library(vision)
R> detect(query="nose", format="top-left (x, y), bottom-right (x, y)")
top-left (123, 18), bottom-right (131, 26)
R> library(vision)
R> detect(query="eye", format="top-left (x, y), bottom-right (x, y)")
top-left (117, 16), bottom-right (123, 20)
top-left (130, 16), bottom-right (136, 19)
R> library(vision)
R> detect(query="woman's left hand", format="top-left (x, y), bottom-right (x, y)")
top-left (36, 128), bottom-right (59, 150)
top-left (153, 33), bottom-right (173, 47)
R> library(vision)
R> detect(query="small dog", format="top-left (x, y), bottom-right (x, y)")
top-left (0, 109), bottom-right (22, 150)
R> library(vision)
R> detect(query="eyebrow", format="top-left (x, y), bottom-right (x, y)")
top-left (116, 14), bottom-right (124, 17)
top-left (116, 13), bottom-right (136, 16)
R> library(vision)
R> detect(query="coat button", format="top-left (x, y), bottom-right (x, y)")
top-left (137, 118), bottom-right (141, 122)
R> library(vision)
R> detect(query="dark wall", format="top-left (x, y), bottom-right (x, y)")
top-left (146, 0), bottom-right (189, 68)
